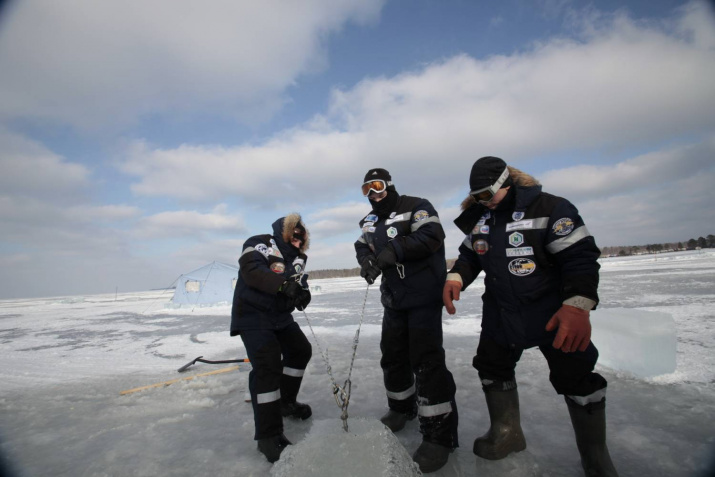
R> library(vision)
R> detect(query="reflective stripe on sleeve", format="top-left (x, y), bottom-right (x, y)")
top-left (386, 383), bottom-right (416, 401)
top-left (411, 216), bottom-right (441, 232)
top-left (283, 367), bottom-right (305, 378)
top-left (240, 247), bottom-right (256, 258)
top-left (256, 389), bottom-right (281, 404)
top-left (462, 236), bottom-right (472, 248)
top-left (546, 226), bottom-right (591, 254)
top-left (357, 236), bottom-right (367, 244)
top-left (418, 401), bottom-right (453, 417)
top-left (567, 388), bottom-right (606, 406)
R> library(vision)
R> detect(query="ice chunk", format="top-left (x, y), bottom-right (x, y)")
top-left (591, 308), bottom-right (676, 378)
top-left (270, 418), bottom-right (421, 477)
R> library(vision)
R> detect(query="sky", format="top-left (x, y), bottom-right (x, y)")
top-left (0, 0), bottom-right (714, 299)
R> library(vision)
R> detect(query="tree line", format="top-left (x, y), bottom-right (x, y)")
top-left (600, 234), bottom-right (715, 257)
top-left (309, 234), bottom-right (715, 279)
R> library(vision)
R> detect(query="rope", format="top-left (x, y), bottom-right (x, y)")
top-left (301, 283), bottom-right (370, 431)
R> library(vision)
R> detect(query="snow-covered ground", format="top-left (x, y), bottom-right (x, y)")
top-left (1, 250), bottom-right (714, 476)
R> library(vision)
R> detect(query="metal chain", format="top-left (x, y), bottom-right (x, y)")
top-left (301, 283), bottom-right (370, 432)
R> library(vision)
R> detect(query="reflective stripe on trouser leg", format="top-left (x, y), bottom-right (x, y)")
top-left (240, 329), bottom-right (284, 440)
top-left (380, 308), bottom-right (417, 415)
top-left (567, 388), bottom-right (607, 406)
top-left (407, 305), bottom-right (459, 448)
top-left (539, 341), bottom-right (607, 406)
top-left (277, 322), bottom-right (312, 403)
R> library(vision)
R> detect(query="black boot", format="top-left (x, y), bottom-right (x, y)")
top-left (474, 388), bottom-right (526, 459)
top-left (566, 398), bottom-right (619, 477)
top-left (380, 409), bottom-right (415, 432)
top-left (412, 440), bottom-right (453, 473)
top-left (281, 400), bottom-right (312, 420)
top-left (257, 433), bottom-right (292, 463)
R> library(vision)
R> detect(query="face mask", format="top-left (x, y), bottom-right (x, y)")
top-left (369, 189), bottom-right (399, 217)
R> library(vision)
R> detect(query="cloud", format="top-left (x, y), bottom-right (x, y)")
top-left (0, 129), bottom-right (91, 202)
top-left (578, 167), bottom-right (715, 246)
top-left (119, 3), bottom-right (715, 207)
top-left (307, 202), bottom-right (372, 238)
top-left (0, 0), bottom-right (385, 130)
top-left (133, 204), bottom-right (247, 239)
top-left (540, 138), bottom-right (715, 202)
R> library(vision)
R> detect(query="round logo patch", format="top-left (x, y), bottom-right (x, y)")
top-left (473, 239), bottom-right (489, 255)
top-left (413, 210), bottom-right (429, 222)
top-left (270, 262), bottom-right (286, 273)
top-left (552, 218), bottom-right (575, 236)
top-left (508, 258), bottom-right (536, 276)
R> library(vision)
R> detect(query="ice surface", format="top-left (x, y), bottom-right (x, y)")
top-left (0, 250), bottom-right (714, 476)
top-left (592, 308), bottom-right (676, 378)
top-left (271, 418), bottom-right (421, 477)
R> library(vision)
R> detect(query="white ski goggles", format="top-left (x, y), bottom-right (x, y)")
top-left (362, 179), bottom-right (392, 196)
top-left (470, 167), bottom-right (510, 203)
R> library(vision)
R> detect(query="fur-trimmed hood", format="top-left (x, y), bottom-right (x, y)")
top-left (273, 213), bottom-right (310, 253)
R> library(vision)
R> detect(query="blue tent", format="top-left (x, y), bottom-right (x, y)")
top-left (171, 262), bottom-right (238, 306)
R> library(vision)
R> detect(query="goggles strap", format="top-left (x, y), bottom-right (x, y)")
top-left (471, 166), bottom-right (509, 199)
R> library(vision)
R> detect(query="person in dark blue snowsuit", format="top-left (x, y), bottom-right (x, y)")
top-left (443, 157), bottom-right (618, 476)
top-left (230, 213), bottom-right (313, 464)
top-left (355, 168), bottom-right (458, 474)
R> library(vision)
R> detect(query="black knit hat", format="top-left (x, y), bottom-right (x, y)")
top-left (363, 168), bottom-right (396, 191)
top-left (363, 168), bottom-right (392, 183)
top-left (469, 156), bottom-right (511, 191)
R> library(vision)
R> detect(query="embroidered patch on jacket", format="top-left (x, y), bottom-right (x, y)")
top-left (506, 220), bottom-right (534, 232)
top-left (508, 232), bottom-right (524, 247)
top-left (512, 211), bottom-right (525, 221)
top-left (477, 212), bottom-right (491, 225)
top-left (254, 244), bottom-right (270, 258)
top-left (506, 247), bottom-right (534, 257)
top-left (508, 258), bottom-right (536, 276)
top-left (413, 210), bottom-right (429, 222)
top-left (479, 225), bottom-right (490, 234)
top-left (473, 239), bottom-right (489, 255)
top-left (365, 214), bottom-right (378, 223)
top-left (269, 239), bottom-right (283, 258)
top-left (385, 214), bottom-right (405, 225)
top-left (387, 226), bottom-right (398, 238)
top-left (270, 262), bottom-right (286, 273)
top-left (552, 218), bottom-right (575, 236)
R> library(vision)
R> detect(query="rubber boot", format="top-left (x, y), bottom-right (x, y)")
top-left (281, 401), bottom-right (312, 420)
top-left (257, 433), bottom-right (292, 463)
top-left (566, 398), bottom-right (619, 477)
top-left (380, 409), bottom-right (415, 432)
top-left (412, 440), bottom-right (453, 473)
top-left (473, 388), bottom-right (527, 459)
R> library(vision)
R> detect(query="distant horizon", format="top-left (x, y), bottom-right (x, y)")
top-left (4, 249), bottom-right (712, 301)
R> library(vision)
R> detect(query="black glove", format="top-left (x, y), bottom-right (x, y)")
top-left (295, 289), bottom-right (311, 311)
top-left (360, 255), bottom-right (381, 285)
top-left (280, 280), bottom-right (302, 300)
top-left (376, 246), bottom-right (397, 270)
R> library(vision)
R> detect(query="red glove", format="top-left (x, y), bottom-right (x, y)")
top-left (545, 305), bottom-right (592, 352)
top-left (443, 280), bottom-right (462, 315)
